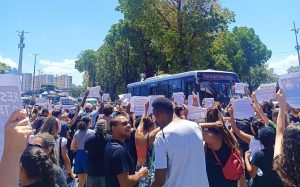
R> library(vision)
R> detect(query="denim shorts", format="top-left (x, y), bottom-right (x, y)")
top-left (74, 150), bottom-right (88, 174)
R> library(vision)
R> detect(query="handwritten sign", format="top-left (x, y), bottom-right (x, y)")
top-left (119, 93), bottom-right (131, 106)
top-left (235, 83), bottom-right (246, 94)
top-left (232, 98), bottom-right (255, 119)
top-left (255, 83), bottom-right (277, 103)
top-left (147, 95), bottom-right (165, 115)
top-left (173, 92), bottom-right (185, 105)
top-left (0, 74), bottom-right (22, 161)
top-left (279, 72), bottom-right (300, 109)
top-left (103, 93), bottom-right (109, 102)
top-left (186, 106), bottom-right (207, 120)
top-left (202, 98), bottom-right (214, 108)
top-left (130, 96), bottom-right (148, 116)
top-left (87, 86), bottom-right (101, 98)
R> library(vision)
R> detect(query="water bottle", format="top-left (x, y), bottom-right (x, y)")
top-left (257, 168), bottom-right (263, 176)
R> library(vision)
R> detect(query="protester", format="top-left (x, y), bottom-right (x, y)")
top-left (0, 110), bottom-right (32, 187)
top-left (84, 119), bottom-right (111, 187)
top-left (32, 108), bottom-right (49, 134)
top-left (274, 90), bottom-right (300, 187)
top-left (101, 104), bottom-right (114, 134)
top-left (201, 107), bottom-right (241, 187)
top-left (104, 114), bottom-right (148, 187)
top-left (151, 97), bottom-right (209, 187)
top-left (71, 116), bottom-right (94, 187)
top-left (32, 132), bottom-right (67, 187)
top-left (19, 146), bottom-right (56, 187)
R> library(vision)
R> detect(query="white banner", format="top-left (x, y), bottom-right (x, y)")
top-left (87, 86), bottom-right (101, 98)
top-left (0, 74), bottom-right (22, 161)
top-left (130, 96), bottom-right (148, 116)
top-left (147, 95), bottom-right (165, 115)
top-left (202, 98), bottom-right (214, 108)
top-left (279, 72), bottom-right (300, 109)
top-left (235, 83), bottom-right (246, 94)
top-left (119, 93), bottom-right (131, 106)
top-left (232, 98), bottom-right (255, 119)
top-left (186, 106), bottom-right (207, 120)
top-left (173, 92), bottom-right (185, 105)
top-left (103, 93), bottom-right (109, 102)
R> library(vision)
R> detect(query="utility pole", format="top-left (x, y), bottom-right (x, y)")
top-left (17, 30), bottom-right (29, 75)
top-left (32, 54), bottom-right (39, 97)
top-left (291, 22), bottom-right (300, 66)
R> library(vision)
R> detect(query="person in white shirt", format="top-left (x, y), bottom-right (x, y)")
top-left (151, 97), bottom-right (209, 187)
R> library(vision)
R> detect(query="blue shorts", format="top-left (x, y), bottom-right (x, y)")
top-left (74, 150), bottom-right (88, 174)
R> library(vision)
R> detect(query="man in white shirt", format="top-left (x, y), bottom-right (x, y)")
top-left (151, 97), bottom-right (209, 187)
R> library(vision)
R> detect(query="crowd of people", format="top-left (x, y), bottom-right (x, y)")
top-left (0, 88), bottom-right (300, 187)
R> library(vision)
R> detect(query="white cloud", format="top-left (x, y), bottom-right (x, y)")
top-left (0, 54), bottom-right (17, 68)
top-left (268, 54), bottom-right (299, 75)
top-left (40, 59), bottom-right (83, 85)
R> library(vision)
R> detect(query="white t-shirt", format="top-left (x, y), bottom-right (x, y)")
top-left (154, 119), bottom-right (209, 187)
top-left (55, 137), bottom-right (68, 160)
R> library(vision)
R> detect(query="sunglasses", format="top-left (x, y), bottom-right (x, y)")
top-left (28, 144), bottom-right (44, 149)
top-left (118, 121), bottom-right (130, 126)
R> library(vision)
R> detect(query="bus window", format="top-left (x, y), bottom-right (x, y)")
top-left (158, 81), bottom-right (168, 97)
top-left (140, 85), bottom-right (148, 96)
top-left (168, 79), bottom-right (182, 95)
top-left (185, 81), bottom-right (195, 96)
top-left (133, 86), bottom-right (140, 96)
top-left (150, 84), bottom-right (158, 95)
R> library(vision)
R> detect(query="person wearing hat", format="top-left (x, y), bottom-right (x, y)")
top-left (244, 126), bottom-right (283, 187)
top-left (84, 119), bottom-right (111, 187)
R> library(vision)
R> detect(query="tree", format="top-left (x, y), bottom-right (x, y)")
top-left (0, 62), bottom-right (11, 74)
top-left (287, 65), bottom-right (300, 73)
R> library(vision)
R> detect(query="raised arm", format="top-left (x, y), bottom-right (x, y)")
top-left (80, 90), bottom-right (90, 108)
top-left (274, 89), bottom-right (287, 158)
top-left (252, 93), bottom-right (270, 125)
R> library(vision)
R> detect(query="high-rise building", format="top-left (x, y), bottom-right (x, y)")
top-left (54, 74), bottom-right (72, 89)
top-left (21, 73), bottom-right (32, 91)
top-left (33, 74), bottom-right (54, 89)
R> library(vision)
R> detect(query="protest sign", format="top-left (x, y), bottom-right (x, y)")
top-left (255, 83), bottom-right (277, 103)
top-left (279, 72), bottom-right (300, 108)
top-left (35, 98), bottom-right (46, 106)
top-left (173, 92), bottom-right (185, 105)
top-left (232, 98), bottom-right (255, 119)
top-left (103, 94), bottom-right (110, 102)
top-left (186, 106), bottom-right (207, 120)
top-left (119, 93), bottom-right (131, 106)
top-left (235, 83), bottom-right (246, 94)
top-left (87, 86), bottom-right (101, 98)
top-left (0, 74), bottom-right (22, 161)
top-left (188, 95), bottom-right (193, 106)
top-left (147, 95), bottom-right (165, 115)
top-left (202, 98), bottom-right (214, 108)
top-left (249, 139), bottom-right (264, 160)
top-left (130, 96), bottom-right (148, 116)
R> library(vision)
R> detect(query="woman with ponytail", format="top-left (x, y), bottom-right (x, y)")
top-left (19, 146), bottom-right (55, 187)
top-left (71, 116), bottom-right (94, 187)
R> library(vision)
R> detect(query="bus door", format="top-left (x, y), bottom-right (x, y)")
top-left (150, 83), bottom-right (158, 95)
top-left (185, 77), bottom-right (195, 97)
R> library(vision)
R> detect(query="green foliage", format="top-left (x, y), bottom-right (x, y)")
top-left (287, 65), bottom-right (300, 73)
top-left (71, 86), bottom-right (84, 98)
top-left (0, 62), bottom-right (11, 74)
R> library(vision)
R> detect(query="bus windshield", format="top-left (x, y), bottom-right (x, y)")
top-left (199, 81), bottom-right (234, 106)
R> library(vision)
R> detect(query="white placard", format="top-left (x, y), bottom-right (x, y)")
top-left (235, 83), bottom-right (246, 94)
top-left (203, 98), bottom-right (214, 108)
top-left (173, 92), bottom-right (185, 105)
top-left (87, 86), bottom-right (101, 98)
top-left (256, 82), bottom-right (277, 102)
top-left (186, 106), bottom-right (207, 120)
top-left (249, 139), bottom-right (264, 160)
top-left (103, 93), bottom-right (109, 102)
top-left (119, 93), bottom-right (131, 106)
top-left (36, 98), bottom-right (46, 106)
top-left (0, 74), bottom-right (22, 161)
top-left (232, 98), bottom-right (255, 119)
top-left (279, 72), bottom-right (300, 109)
top-left (188, 95), bottom-right (193, 106)
top-left (130, 96), bottom-right (148, 116)
top-left (147, 95), bottom-right (165, 115)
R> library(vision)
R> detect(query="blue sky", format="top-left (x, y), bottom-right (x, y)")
top-left (0, 0), bottom-right (299, 85)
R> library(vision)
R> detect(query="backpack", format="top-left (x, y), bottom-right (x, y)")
top-left (211, 148), bottom-right (244, 180)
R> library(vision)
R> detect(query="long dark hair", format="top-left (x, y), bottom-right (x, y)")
top-left (34, 132), bottom-right (58, 165)
top-left (206, 107), bottom-right (240, 152)
top-left (78, 116), bottom-right (91, 131)
top-left (274, 123), bottom-right (300, 187)
top-left (40, 117), bottom-right (59, 136)
top-left (20, 146), bottom-right (55, 187)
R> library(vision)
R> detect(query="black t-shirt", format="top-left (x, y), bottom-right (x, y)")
top-left (235, 119), bottom-right (253, 152)
top-left (250, 148), bottom-right (283, 187)
top-left (125, 130), bottom-right (137, 169)
top-left (104, 139), bottom-right (136, 187)
top-left (289, 114), bottom-right (300, 123)
top-left (206, 143), bottom-right (238, 187)
top-left (84, 132), bottom-right (111, 177)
